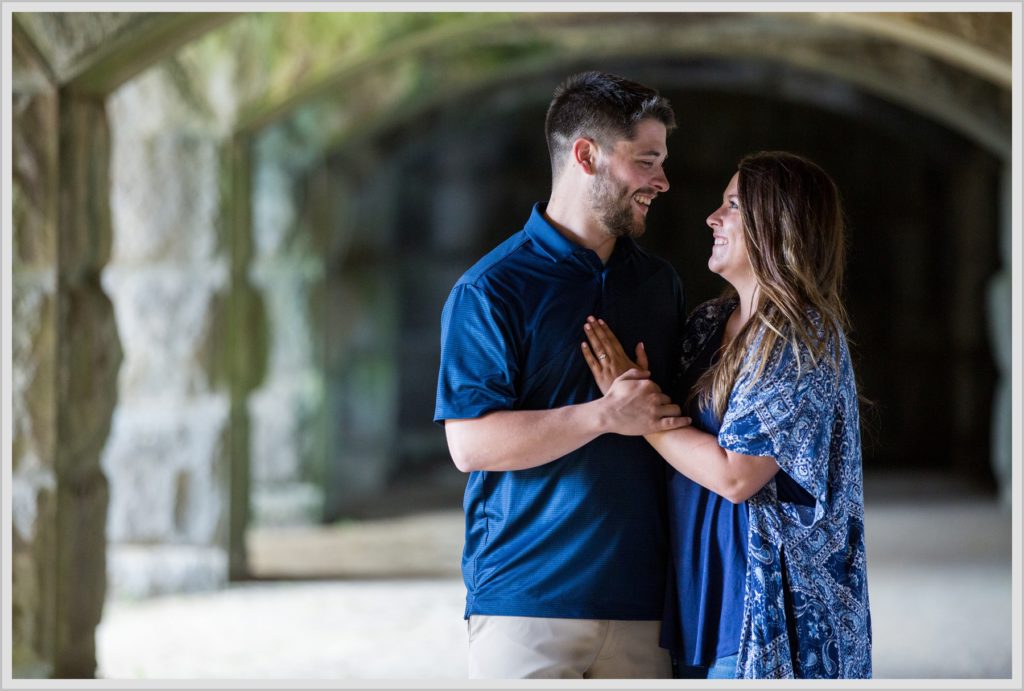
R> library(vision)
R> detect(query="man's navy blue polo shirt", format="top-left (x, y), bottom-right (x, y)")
top-left (434, 203), bottom-right (686, 620)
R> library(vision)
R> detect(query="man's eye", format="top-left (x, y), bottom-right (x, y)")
top-left (639, 160), bottom-right (654, 168)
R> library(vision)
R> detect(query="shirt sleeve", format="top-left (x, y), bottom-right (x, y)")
top-left (434, 282), bottom-right (519, 424)
top-left (717, 340), bottom-right (840, 526)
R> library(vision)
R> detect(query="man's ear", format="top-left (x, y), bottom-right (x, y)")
top-left (571, 137), bottom-right (598, 175)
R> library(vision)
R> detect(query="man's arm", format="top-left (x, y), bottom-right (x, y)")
top-left (445, 370), bottom-right (689, 473)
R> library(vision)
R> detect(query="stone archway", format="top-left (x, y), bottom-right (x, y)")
top-left (231, 8), bottom-right (1010, 542)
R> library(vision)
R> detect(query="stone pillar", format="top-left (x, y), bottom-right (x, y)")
top-left (323, 158), bottom-right (400, 520)
top-left (100, 69), bottom-right (233, 597)
top-left (225, 135), bottom-right (266, 578)
top-left (987, 163), bottom-right (1011, 507)
top-left (947, 152), bottom-right (1000, 478)
top-left (246, 124), bottom-right (325, 528)
top-left (52, 93), bottom-right (123, 678)
top-left (11, 24), bottom-right (60, 680)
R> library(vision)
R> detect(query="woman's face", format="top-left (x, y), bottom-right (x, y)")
top-left (706, 172), bottom-right (754, 287)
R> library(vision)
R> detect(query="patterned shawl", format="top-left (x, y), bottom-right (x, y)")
top-left (678, 297), bottom-right (872, 678)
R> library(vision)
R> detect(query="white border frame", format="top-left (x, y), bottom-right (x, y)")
top-left (1, 2), bottom-right (1020, 690)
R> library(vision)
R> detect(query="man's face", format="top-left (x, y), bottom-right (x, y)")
top-left (587, 119), bottom-right (670, 238)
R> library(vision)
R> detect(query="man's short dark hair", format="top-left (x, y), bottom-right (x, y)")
top-left (544, 71), bottom-right (676, 179)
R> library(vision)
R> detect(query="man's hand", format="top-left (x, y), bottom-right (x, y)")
top-left (598, 369), bottom-right (690, 436)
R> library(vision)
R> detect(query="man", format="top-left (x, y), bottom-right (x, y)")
top-left (434, 71), bottom-right (688, 679)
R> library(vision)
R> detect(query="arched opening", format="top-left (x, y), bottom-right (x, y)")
top-left (243, 51), bottom-right (1003, 577)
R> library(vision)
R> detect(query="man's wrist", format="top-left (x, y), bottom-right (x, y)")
top-left (580, 397), bottom-right (611, 437)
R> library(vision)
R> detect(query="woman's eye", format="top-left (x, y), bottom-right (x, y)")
top-left (729, 201), bottom-right (739, 209)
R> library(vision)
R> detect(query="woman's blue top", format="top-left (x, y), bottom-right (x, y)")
top-left (660, 320), bottom-right (748, 666)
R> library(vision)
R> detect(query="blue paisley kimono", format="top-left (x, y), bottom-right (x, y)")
top-left (677, 297), bottom-right (872, 678)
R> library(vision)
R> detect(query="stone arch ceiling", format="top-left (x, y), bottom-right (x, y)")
top-left (13, 10), bottom-right (1012, 153)
top-left (12, 12), bottom-right (236, 92)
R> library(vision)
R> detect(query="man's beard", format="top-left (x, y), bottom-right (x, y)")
top-left (588, 167), bottom-right (646, 239)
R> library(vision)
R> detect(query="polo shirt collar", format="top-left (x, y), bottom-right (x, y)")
top-left (524, 203), bottom-right (577, 262)
top-left (524, 202), bottom-right (639, 266)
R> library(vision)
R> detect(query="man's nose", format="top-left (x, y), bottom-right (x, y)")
top-left (651, 169), bottom-right (669, 193)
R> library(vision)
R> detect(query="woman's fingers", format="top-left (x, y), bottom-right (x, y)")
top-left (659, 403), bottom-right (682, 418)
top-left (586, 316), bottom-right (634, 366)
top-left (581, 341), bottom-right (597, 370)
top-left (581, 341), bottom-right (607, 375)
top-left (591, 318), bottom-right (623, 357)
top-left (584, 320), bottom-right (615, 363)
top-left (660, 415), bottom-right (692, 431)
top-left (635, 342), bottom-right (649, 371)
top-left (583, 319), bottom-right (616, 365)
top-left (616, 367), bottom-right (652, 381)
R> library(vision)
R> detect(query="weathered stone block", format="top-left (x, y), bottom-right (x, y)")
top-left (15, 13), bottom-right (143, 83)
top-left (56, 281), bottom-right (122, 480)
top-left (248, 377), bottom-right (323, 486)
top-left (108, 131), bottom-right (220, 263)
top-left (12, 277), bottom-right (57, 483)
top-left (252, 158), bottom-right (298, 259)
top-left (101, 265), bottom-right (228, 401)
top-left (12, 547), bottom-right (45, 677)
top-left (106, 545), bottom-right (228, 599)
top-left (58, 97), bottom-right (113, 282)
top-left (53, 471), bottom-right (108, 678)
top-left (101, 397), bottom-right (229, 545)
top-left (12, 90), bottom-right (58, 268)
top-left (250, 259), bottom-right (322, 372)
top-left (11, 484), bottom-right (57, 679)
top-left (250, 482), bottom-right (323, 527)
top-left (12, 20), bottom-right (55, 94)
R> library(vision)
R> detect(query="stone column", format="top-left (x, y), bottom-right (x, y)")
top-left (987, 163), bottom-right (1011, 507)
top-left (246, 125), bottom-right (325, 529)
top-left (11, 24), bottom-right (60, 680)
top-left (225, 135), bottom-right (266, 579)
top-left (323, 158), bottom-right (400, 520)
top-left (946, 151), bottom-right (1001, 478)
top-left (52, 93), bottom-right (123, 678)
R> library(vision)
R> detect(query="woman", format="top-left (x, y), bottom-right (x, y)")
top-left (581, 151), bottom-right (871, 679)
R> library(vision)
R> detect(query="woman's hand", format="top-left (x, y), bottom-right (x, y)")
top-left (581, 316), bottom-right (649, 394)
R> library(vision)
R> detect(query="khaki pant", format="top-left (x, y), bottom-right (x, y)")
top-left (467, 615), bottom-right (671, 679)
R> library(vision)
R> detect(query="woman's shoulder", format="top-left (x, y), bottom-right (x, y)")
top-left (677, 296), bottom-right (736, 373)
top-left (686, 296), bottom-right (737, 329)
top-left (749, 309), bottom-right (853, 397)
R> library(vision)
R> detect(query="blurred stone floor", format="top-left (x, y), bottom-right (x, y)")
top-left (95, 473), bottom-right (1015, 680)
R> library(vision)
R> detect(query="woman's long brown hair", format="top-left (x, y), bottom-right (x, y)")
top-left (693, 151), bottom-right (850, 419)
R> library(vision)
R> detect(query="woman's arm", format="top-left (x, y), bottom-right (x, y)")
top-left (584, 316), bottom-right (779, 503)
top-left (644, 427), bottom-right (779, 504)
